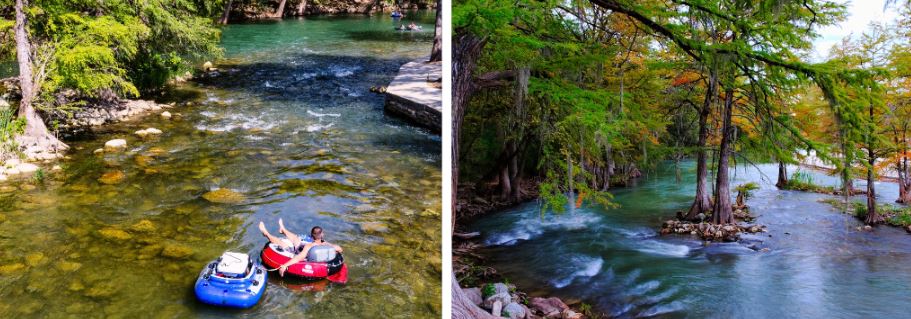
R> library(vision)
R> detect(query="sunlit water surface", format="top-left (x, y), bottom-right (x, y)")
top-left (0, 12), bottom-right (440, 318)
top-left (470, 162), bottom-right (911, 318)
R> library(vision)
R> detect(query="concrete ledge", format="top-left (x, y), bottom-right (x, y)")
top-left (384, 57), bottom-right (441, 133)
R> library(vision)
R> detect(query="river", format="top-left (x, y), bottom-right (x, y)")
top-left (469, 162), bottom-right (911, 318)
top-left (0, 12), bottom-right (440, 318)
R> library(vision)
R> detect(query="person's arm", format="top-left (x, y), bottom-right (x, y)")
top-left (322, 241), bottom-right (343, 252)
top-left (278, 244), bottom-right (312, 276)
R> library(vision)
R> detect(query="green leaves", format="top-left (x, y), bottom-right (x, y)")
top-left (9, 0), bottom-right (222, 104)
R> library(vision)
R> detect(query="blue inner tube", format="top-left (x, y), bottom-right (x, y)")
top-left (194, 258), bottom-right (267, 308)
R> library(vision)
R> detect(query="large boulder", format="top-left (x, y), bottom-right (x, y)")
top-left (492, 282), bottom-right (510, 295)
top-left (503, 302), bottom-right (527, 319)
top-left (135, 128), bottom-right (163, 137)
top-left (104, 139), bottom-right (127, 152)
top-left (491, 301), bottom-right (503, 317)
top-left (462, 287), bottom-right (482, 306)
top-left (561, 309), bottom-right (582, 319)
top-left (529, 297), bottom-right (569, 318)
top-left (14, 163), bottom-right (39, 175)
top-left (482, 292), bottom-right (512, 310)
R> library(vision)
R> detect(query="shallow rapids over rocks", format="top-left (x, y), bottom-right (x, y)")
top-left (470, 161), bottom-right (911, 318)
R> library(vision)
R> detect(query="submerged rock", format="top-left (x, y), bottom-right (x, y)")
top-left (202, 188), bottom-right (245, 204)
top-left (57, 261), bottom-right (82, 272)
top-left (360, 221), bottom-right (389, 234)
top-left (24, 253), bottom-right (46, 267)
top-left (145, 147), bottom-right (168, 157)
top-left (98, 228), bottom-right (132, 241)
top-left (160, 111), bottom-right (172, 119)
top-left (0, 263), bottom-right (25, 275)
top-left (134, 155), bottom-right (152, 167)
top-left (130, 220), bottom-right (157, 233)
top-left (84, 282), bottom-right (118, 299)
top-left (161, 244), bottom-right (193, 259)
top-left (98, 171), bottom-right (125, 185)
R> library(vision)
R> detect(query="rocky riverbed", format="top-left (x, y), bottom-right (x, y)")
top-left (461, 282), bottom-right (585, 319)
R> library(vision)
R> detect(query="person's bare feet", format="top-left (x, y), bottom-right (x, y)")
top-left (258, 221), bottom-right (270, 237)
top-left (278, 218), bottom-right (288, 235)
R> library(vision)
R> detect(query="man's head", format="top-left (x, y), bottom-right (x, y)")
top-left (310, 226), bottom-right (323, 240)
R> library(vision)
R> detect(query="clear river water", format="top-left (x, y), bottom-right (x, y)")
top-left (0, 12), bottom-right (440, 318)
top-left (469, 162), bottom-right (911, 318)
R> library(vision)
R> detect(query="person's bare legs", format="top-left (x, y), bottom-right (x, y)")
top-left (259, 221), bottom-right (290, 248)
top-left (278, 218), bottom-right (303, 248)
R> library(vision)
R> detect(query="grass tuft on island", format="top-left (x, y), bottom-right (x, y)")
top-left (820, 198), bottom-right (911, 230)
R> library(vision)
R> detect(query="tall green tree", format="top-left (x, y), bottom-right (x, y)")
top-left (0, 0), bottom-right (222, 156)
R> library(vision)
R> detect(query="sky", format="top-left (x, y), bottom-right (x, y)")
top-left (811, 0), bottom-right (902, 61)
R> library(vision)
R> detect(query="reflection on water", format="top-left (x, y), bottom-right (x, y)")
top-left (471, 162), bottom-right (911, 318)
top-left (0, 12), bottom-right (440, 318)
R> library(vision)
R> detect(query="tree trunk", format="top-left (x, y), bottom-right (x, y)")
top-left (864, 104), bottom-right (882, 225)
top-left (685, 70), bottom-right (716, 220)
top-left (899, 151), bottom-right (911, 203)
top-left (452, 273), bottom-right (498, 319)
top-left (776, 161), bottom-right (788, 188)
top-left (452, 31), bottom-right (486, 231)
top-left (506, 140), bottom-right (520, 201)
top-left (429, 0), bottom-right (442, 62)
top-left (899, 179), bottom-right (908, 204)
top-left (897, 133), bottom-right (910, 204)
top-left (13, 0), bottom-right (67, 157)
top-left (272, 0), bottom-right (288, 18)
top-left (712, 87), bottom-right (735, 224)
top-left (498, 164), bottom-right (511, 199)
top-left (507, 67), bottom-right (529, 202)
top-left (865, 156), bottom-right (882, 224)
top-left (219, 0), bottom-right (233, 24)
top-left (296, 0), bottom-right (307, 16)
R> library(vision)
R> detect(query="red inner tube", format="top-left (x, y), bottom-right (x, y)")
top-left (260, 243), bottom-right (343, 279)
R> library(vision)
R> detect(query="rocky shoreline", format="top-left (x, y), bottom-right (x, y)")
top-left (0, 94), bottom-right (174, 182)
top-left (459, 282), bottom-right (584, 319)
top-left (454, 231), bottom-right (590, 319)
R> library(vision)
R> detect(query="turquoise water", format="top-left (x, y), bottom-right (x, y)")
top-left (470, 162), bottom-right (911, 318)
top-left (0, 12), bottom-right (440, 318)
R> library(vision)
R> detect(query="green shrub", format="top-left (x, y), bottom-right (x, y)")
top-left (852, 201), bottom-right (867, 219)
top-left (482, 283), bottom-right (496, 299)
top-left (33, 168), bottom-right (45, 185)
top-left (0, 107), bottom-right (25, 157)
top-left (888, 210), bottom-right (911, 226)
top-left (785, 170), bottom-right (836, 193)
